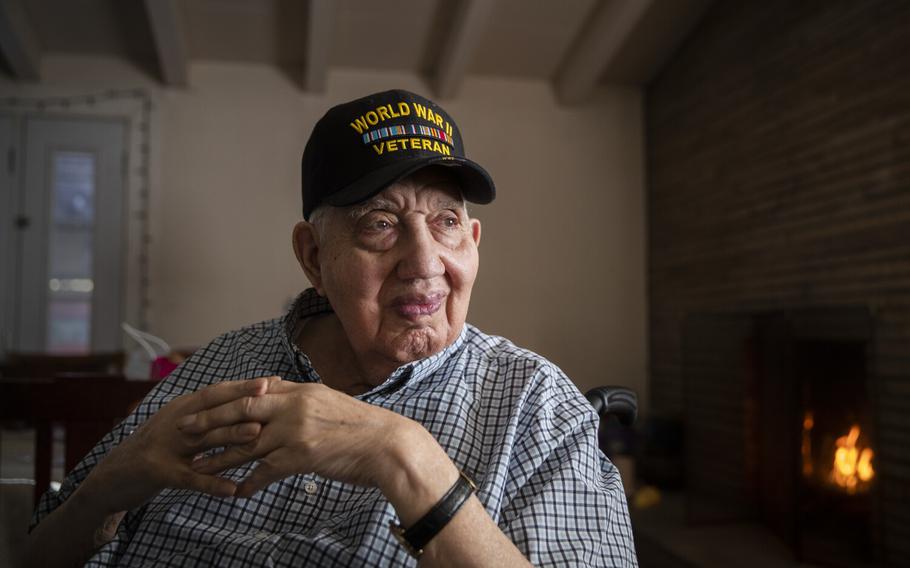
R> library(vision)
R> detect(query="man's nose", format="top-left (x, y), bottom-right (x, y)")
top-left (396, 224), bottom-right (445, 281)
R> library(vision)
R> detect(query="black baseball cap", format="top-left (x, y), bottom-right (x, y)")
top-left (301, 89), bottom-right (495, 219)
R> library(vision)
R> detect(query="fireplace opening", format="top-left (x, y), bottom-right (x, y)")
top-left (683, 307), bottom-right (882, 566)
top-left (795, 340), bottom-right (875, 566)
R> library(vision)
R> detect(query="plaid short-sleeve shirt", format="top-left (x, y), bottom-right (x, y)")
top-left (32, 289), bottom-right (638, 566)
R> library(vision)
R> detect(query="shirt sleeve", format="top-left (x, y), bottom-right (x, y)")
top-left (498, 385), bottom-right (638, 567)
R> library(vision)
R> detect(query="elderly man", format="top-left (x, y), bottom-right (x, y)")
top-left (27, 90), bottom-right (637, 566)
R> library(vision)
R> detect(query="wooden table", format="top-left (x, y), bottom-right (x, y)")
top-left (0, 375), bottom-right (158, 501)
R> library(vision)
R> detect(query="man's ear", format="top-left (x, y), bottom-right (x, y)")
top-left (292, 221), bottom-right (325, 295)
top-left (470, 218), bottom-right (482, 247)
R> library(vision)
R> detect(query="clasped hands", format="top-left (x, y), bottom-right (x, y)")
top-left (84, 376), bottom-right (422, 516)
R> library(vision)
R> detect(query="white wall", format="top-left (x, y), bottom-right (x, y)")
top-left (0, 56), bottom-right (648, 410)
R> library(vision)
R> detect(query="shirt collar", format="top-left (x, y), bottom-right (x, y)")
top-left (282, 288), bottom-right (333, 341)
top-left (280, 289), bottom-right (332, 380)
top-left (280, 288), bottom-right (467, 391)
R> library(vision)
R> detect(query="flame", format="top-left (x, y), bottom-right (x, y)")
top-left (831, 424), bottom-right (874, 494)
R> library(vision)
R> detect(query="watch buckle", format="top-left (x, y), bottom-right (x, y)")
top-left (389, 521), bottom-right (424, 558)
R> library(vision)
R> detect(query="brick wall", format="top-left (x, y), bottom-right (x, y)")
top-left (646, 0), bottom-right (910, 564)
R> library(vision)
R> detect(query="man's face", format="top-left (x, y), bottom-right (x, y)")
top-left (304, 168), bottom-right (482, 369)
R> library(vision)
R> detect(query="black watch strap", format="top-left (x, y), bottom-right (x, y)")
top-left (390, 470), bottom-right (476, 558)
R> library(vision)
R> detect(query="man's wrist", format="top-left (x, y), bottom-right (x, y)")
top-left (389, 470), bottom-right (476, 558)
top-left (53, 480), bottom-right (127, 551)
top-left (76, 457), bottom-right (144, 519)
top-left (71, 476), bottom-right (120, 522)
top-left (376, 421), bottom-right (460, 527)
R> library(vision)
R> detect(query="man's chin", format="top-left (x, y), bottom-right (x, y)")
top-left (387, 326), bottom-right (447, 363)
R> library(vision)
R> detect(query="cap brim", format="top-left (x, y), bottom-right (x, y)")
top-left (322, 156), bottom-right (495, 212)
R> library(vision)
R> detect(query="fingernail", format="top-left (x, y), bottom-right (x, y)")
top-left (177, 414), bottom-right (197, 428)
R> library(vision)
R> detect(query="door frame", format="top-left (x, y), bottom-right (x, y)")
top-left (0, 113), bottom-right (23, 355)
top-left (0, 90), bottom-right (156, 358)
top-left (17, 114), bottom-right (129, 352)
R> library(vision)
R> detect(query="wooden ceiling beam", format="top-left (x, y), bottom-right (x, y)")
top-left (555, 0), bottom-right (653, 105)
top-left (0, 0), bottom-right (41, 81)
top-left (143, 0), bottom-right (188, 87)
top-left (303, 0), bottom-right (335, 93)
top-left (432, 0), bottom-right (495, 100)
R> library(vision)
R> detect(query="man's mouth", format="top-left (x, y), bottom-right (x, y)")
top-left (392, 292), bottom-right (445, 318)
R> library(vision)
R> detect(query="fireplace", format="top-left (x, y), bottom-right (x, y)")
top-left (684, 307), bottom-right (881, 566)
top-left (795, 340), bottom-right (876, 565)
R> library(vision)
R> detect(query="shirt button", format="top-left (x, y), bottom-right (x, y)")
top-left (304, 481), bottom-right (318, 495)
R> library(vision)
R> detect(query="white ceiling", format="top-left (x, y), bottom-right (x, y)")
top-left (1, 0), bottom-right (714, 103)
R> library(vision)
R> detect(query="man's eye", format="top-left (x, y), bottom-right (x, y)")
top-left (440, 215), bottom-right (460, 228)
top-left (360, 216), bottom-right (395, 234)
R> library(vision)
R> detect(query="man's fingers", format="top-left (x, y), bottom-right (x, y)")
top-left (186, 422), bottom-right (261, 452)
top-left (179, 391), bottom-right (279, 434)
top-left (235, 456), bottom-right (287, 498)
top-left (191, 438), bottom-right (267, 475)
top-left (265, 379), bottom-right (303, 394)
top-left (183, 376), bottom-right (281, 415)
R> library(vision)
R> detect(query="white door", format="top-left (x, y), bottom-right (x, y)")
top-left (11, 117), bottom-right (126, 354)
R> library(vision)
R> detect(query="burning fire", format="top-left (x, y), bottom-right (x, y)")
top-left (831, 425), bottom-right (874, 494)
top-left (801, 412), bottom-right (875, 494)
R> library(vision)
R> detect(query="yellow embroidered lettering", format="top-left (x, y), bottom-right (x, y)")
top-left (386, 139), bottom-right (398, 151)
top-left (445, 122), bottom-right (453, 137)
top-left (372, 143), bottom-right (385, 155)
top-left (366, 111), bottom-right (379, 125)
top-left (440, 143), bottom-right (451, 156)
top-left (413, 103), bottom-right (427, 119)
top-left (410, 138), bottom-right (422, 150)
top-left (422, 139), bottom-right (432, 151)
top-left (434, 114), bottom-right (444, 128)
top-left (398, 102), bottom-right (411, 116)
top-left (350, 116), bottom-right (369, 134)
top-left (377, 106), bottom-right (391, 121)
top-left (426, 109), bottom-right (436, 125)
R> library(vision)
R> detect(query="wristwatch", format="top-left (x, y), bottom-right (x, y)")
top-left (389, 470), bottom-right (477, 558)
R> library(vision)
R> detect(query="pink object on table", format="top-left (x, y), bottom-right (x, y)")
top-left (150, 356), bottom-right (180, 380)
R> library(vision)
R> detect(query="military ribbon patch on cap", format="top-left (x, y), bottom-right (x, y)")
top-left (361, 124), bottom-right (454, 145)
